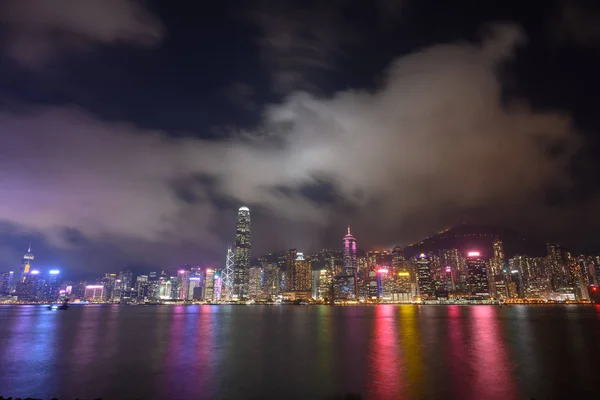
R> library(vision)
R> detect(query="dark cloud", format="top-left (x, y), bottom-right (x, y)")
top-left (0, 23), bottom-right (586, 272)
top-left (554, 0), bottom-right (600, 48)
top-left (0, 0), bottom-right (164, 67)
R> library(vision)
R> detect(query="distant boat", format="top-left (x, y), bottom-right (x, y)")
top-left (48, 298), bottom-right (69, 310)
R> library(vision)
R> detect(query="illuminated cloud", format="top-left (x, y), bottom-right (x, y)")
top-left (0, 23), bottom-right (580, 270)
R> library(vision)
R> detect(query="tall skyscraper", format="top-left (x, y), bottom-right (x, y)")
top-left (20, 243), bottom-right (34, 281)
top-left (490, 239), bottom-right (505, 276)
top-left (205, 269), bottom-right (215, 301)
top-left (343, 226), bottom-right (357, 275)
top-left (233, 206), bottom-right (251, 300)
top-left (284, 249), bottom-right (297, 292)
top-left (466, 251), bottom-right (490, 298)
top-left (0, 271), bottom-right (13, 295)
top-left (291, 252), bottom-right (312, 299)
top-left (222, 245), bottom-right (235, 300)
top-left (416, 253), bottom-right (434, 300)
top-left (247, 267), bottom-right (263, 300)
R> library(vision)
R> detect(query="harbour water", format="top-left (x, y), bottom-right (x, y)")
top-left (0, 304), bottom-right (599, 399)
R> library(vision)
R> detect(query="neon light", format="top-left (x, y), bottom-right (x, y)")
top-left (189, 277), bottom-right (201, 280)
top-left (49, 270), bottom-right (60, 275)
top-left (398, 272), bottom-right (410, 277)
top-left (468, 251), bottom-right (480, 257)
top-left (510, 270), bottom-right (519, 274)
top-left (445, 267), bottom-right (452, 273)
top-left (86, 285), bottom-right (104, 289)
top-left (59, 290), bottom-right (66, 294)
top-left (206, 269), bottom-right (213, 273)
top-left (30, 270), bottom-right (40, 275)
top-left (377, 269), bottom-right (389, 274)
top-left (178, 270), bottom-right (185, 274)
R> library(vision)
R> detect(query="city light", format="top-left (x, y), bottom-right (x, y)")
top-left (445, 267), bottom-right (452, 273)
top-left (377, 269), bottom-right (389, 274)
top-left (85, 285), bottom-right (104, 289)
top-left (511, 270), bottom-right (519, 274)
top-left (419, 253), bottom-right (425, 258)
top-left (30, 270), bottom-right (40, 275)
top-left (467, 251), bottom-right (480, 257)
top-left (398, 272), bottom-right (410, 277)
top-left (178, 270), bottom-right (185, 274)
top-left (49, 270), bottom-right (60, 275)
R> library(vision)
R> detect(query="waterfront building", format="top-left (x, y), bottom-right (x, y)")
top-left (84, 285), bottom-right (104, 302)
top-left (262, 263), bottom-right (279, 298)
top-left (0, 271), bottom-right (13, 295)
top-left (416, 253), bottom-right (434, 300)
top-left (248, 266), bottom-right (263, 300)
top-left (465, 251), bottom-right (490, 298)
top-left (222, 246), bottom-right (235, 300)
top-left (292, 252), bottom-right (311, 297)
top-left (205, 269), bottom-right (215, 301)
top-left (233, 206), bottom-right (251, 300)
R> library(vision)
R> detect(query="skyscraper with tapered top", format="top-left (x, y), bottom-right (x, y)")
top-left (343, 226), bottom-right (357, 275)
top-left (233, 206), bottom-right (251, 300)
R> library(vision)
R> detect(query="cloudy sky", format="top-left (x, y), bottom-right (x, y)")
top-left (0, 0), bottom-right (599, 278)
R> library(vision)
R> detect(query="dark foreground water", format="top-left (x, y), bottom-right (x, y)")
top-left (0, 305), bottom-right (599, 400)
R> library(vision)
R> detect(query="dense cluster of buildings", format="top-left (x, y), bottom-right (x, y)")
top-left (2, 206), bottom-right (600, 304)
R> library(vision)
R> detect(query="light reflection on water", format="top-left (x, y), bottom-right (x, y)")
top-left (0, 304), bottom-right (599, 400)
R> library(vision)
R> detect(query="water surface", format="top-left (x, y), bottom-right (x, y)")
top-left (0, 304), bottom-right (599, 399)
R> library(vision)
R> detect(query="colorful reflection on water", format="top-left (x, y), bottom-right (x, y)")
top-left (0, 305), bottom-right (599, 399)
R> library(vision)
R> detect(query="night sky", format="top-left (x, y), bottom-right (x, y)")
top-left (1, 0), bottom-right (600, 278)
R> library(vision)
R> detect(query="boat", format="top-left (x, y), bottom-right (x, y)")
top-left (48, 298), bottom-right (69, 310)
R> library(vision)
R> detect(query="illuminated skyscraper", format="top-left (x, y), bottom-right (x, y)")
top-left (222, 246), bottom-right (235, 300)
top-left (291, 252), bottom-right (312, 299)
top-left (343, 226), bottom-right (357, 275)
top-left (284, 249), bottom-right (297, 292)
top-left (416, 253), bottom-right (434, 300)
top-left (20, 243), bottom-right (34, 281)
top-left (466, 252), bottom-right (490, 298)
top-left (0, 271), bottom-right (12, 295)
top-left (490, 239), bottom-right (505, 275)
top-left (205, 269), bottom-right (215, 301)
top-left (248, 266), bottom-right (263, 300)
top-left (262, 263), bottom-right (279, 298)
top-left (233, 206), bottom-right (251, 300)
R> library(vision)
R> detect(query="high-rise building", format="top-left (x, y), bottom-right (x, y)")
top-left (248, 267), bottom-right (263, 300)
top-left (222, 246), bottom-right (235, 300)
top-left (416, 254), bottom-right (434, 300)
top-left (490, 238), bottom-right (505, 276)
top-left (233, 206), bottom-right (251, 300)
top-left (0, 271), bottom-right (13, 295)
top-left (466, 252), bottom-right (490, 298)
top-left (343, 226), bottom-right (357, 275)
top-left (20, 243), bottom-right (34, 281)
top-left (284, 249), bottom-right (297, 292)
top-left (42, 270), bottom-right (60, 302)
top-left (205, 269), bottom-right (216, 301)
top-left (84, 285), bottom-right (104, 302)
top-left (262, 263), bottom-right (279, 298)
top-left (291, 252), bottom-right (312, 299)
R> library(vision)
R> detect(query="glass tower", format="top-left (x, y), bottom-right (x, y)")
top-left (233, 206), bottom-right (251, 300)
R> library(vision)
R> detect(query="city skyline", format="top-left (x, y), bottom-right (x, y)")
top-left (3, 204), bottom-right (599, 305)
top-left (1, 1), bottom-right (600, 279)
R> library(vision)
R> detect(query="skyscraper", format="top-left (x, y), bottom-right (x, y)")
top-left (291, 252), bottom-right (312, 299)
top-left (247, 266), bottom-right (263, 300)
top-left (233, 206), bottom-right (251, 300)
top-left (222, 246), bottom-right (235, 300)
top-left (416, 253), bottom-right (434, 300)
top-left (466, 251), bottom-right (490, 298)
top-left (20, 243), bottom-right (34, 281)
top-left (343, 226), bottom-right (357, 275)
